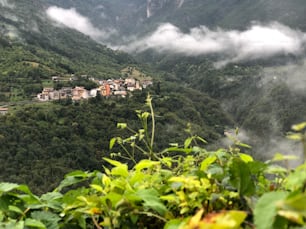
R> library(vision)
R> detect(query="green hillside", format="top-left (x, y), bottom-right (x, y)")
top-left (0, 0), bottom-right (134, 102)
top-left (0, 0), bottom-right (235, 193)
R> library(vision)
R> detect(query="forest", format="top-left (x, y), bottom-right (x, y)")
top-left (0, 85), bottom-right (231, 194)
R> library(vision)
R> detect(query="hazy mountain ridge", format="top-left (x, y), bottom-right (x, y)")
top-left (0, 0), bottom-right (134, 76)
top-left (43, 0), bottom-right (306, 40)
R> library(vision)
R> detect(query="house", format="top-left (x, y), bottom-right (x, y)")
top-left (99, 84), bottom-right (111, 96)
top-left (37, 93), bottom-right (49, 101)
top-left (0, 107), bottom-right (8, 115)
top-left (141, 80), bottom-right (153, 89)
top-left (90, 88), bottom-right (98, 97)
top-left (72, 87), bottom-right (89, 101)
top-left (113, 91), bottom-right (127, 97)
top-left (127, 84), bottom-right (136, 91)
top-left (37, 88), bottom-right (54, 101)
top-left (52, 76), bottom-right (61, 81)
top-left (49, 90), bottom-right (60, 100)
top-left (125, 77), bottom-right (136, 85)
top-left (59, 87), bottom-right (72, 99)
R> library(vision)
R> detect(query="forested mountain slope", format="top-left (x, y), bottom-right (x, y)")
top-left (0, 0), bottom-right (233, 193)
top-left (0, 0), bottom-right (134, 102)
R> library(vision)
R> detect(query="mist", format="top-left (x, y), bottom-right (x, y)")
top-left (0, 0), bottom-right (14, 8)
top-left (46, 6), bottom-right (115, 40)
top-left (263, 59), bottom-right (306, 93)
top-left (120, 22), bottom-right (306, 65)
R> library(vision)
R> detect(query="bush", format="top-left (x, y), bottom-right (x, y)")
top-left (0, 96), bottom-right (305, 229)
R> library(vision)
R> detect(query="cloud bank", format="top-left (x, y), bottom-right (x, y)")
top-left (263, 58), bottom-right (306, 93)
top-left (46, 6), bottom-right (114, 40)
top-left (121, 22), bottom-right (306, 65)
top-left (0, 0), bottom-right (14, 8)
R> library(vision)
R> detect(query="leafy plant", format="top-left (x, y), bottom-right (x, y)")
top-left (0, 98), bottom-right (305, 228)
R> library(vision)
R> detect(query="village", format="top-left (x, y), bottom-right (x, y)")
top-left (36, 67), bottom-right (153, 102)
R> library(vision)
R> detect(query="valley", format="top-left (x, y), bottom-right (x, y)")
top-left (1, 1), bottom-right (306, 228)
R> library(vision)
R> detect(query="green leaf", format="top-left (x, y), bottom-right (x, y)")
top-left (287, 133), bottom-right (303, 141)
top-left (134, 160), bottom-right (160, 171)
top-left (109, 137), bottom-right (117, 149)
top-left (164, 219), bottom-right (184, 229)
top-left (38, 192), bottom-right (63, 210)
top-left (117, 123), bottom-right (127, 129)
top-left (141, 112), bottom-right (150, 119)
top-left (90, 184), bottom-right (104, 193)
top-left (103, 157), bottom-right (126, 167)
top-left (200, 156), bottom-right (217, 171)
top-left (41, 192), bottom-right (63, 202)
top-left (25, 218), bottom-right (47, 229)
top-left (272, 153), bottom-right (299, 162)
top-left (160, 194), bottom-right (178, 203)
top-left (279, 193), bottom-right (306, 216)
top-left (236, 142), bottom-right (252, 149)
top-left (277, 210), bottom-right (304, 225)
top-left (102, 192), bottom-right (123, 207)
top-left (55, 171), bottom-right (92, 191)
top-left (0, 220), bottom-right (24, 229)
top-left (239, 153), bottom-right (254, 162)
top-left (136, 189), bottom-right (167, 215)
top-left (229, 159), bottom-right (256, 196)
top-left (111, 164), bottom-right (129, 178)
top-left (31, 211), bottom-right (60, 229)
top-left (160, 157), bottom-right (172, 168)
top-left (16, 184), bottom-right (34, 195)
top-left (285, 168), bottom-right (306, 191)
top-left (265, 165), bottom-right (288, 175)
top-left (195, 136), bottom-right (207, 144)
top-left (0, 183), bottom-right (19, 193)
top-left (254, 191), bottom-right (288, 229)
top-left (8, 205), bottom-right (24, 215)
top-left (292, 122), bottom-right (306, 131)
top-left (184, 137), bottom-right (193, 148)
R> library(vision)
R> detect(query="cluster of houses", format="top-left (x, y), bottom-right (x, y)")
top-left (37, 77), bottom-right (153, 102)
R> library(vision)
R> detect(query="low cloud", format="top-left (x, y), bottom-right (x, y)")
top-left (121, 22), bottom-right (306, 65)
top-left (0, 0), bottom-right (14, 8)
top-left (46, 6), bottom-right (114, 40)
top-left (262, 59), bottom-right (306, 93)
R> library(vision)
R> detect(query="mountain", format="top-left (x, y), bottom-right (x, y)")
top-left (1, 0), bottom-right (134, 70)
top-left (43, 0), bottom-right (306, 42)
top-left (0, 0), bottom-right (135, 102)
top-left (0, 0), bottom-right (234, 193)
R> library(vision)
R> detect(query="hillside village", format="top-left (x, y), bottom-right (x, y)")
top-left (37, 67), bottom-right (153, 102)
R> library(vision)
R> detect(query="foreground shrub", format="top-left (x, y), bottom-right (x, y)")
top-left (0, 95), bottom-right (305, 229)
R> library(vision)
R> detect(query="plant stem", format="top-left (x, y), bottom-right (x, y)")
top-left (147, 94), bottom-right (155, 159)
top-left (91, 215), bottom-right (102, 229)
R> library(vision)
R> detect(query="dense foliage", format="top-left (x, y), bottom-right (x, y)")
top-left (0, 97), bottom-right (305, 229)
top-left (0, 90), bottom-right (231, 194)
top-left (138, 55), bottom-right (306, 157)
